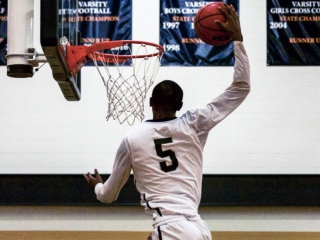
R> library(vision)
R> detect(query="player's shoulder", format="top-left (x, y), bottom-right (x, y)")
top-left (126, 121), bottom-right (147, 134)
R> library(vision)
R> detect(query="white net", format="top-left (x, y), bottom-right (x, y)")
top-left (90, 42), bottom-right (163, 125)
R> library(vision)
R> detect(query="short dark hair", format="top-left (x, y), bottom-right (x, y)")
top-left (151, 80), bottom-right (183, 110)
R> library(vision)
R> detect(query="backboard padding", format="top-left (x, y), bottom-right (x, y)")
top-left (40, 0), bottom-right (81, 101)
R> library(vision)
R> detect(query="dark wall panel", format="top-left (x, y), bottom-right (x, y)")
top-left (1, 175), bottom-right (320, 206)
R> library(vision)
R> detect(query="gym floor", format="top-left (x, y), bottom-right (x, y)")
top-left (0, 231), bottom-right (320, 240)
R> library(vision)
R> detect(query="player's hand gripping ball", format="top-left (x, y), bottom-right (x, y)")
top-left (194, 2), bottom-right (232, 45)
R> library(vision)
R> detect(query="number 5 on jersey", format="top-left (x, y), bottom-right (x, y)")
top-left (154, 137), bottom-right (179, 172)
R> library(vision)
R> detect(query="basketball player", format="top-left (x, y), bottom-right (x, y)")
top-left (84, 4), bottom-right (250, 240)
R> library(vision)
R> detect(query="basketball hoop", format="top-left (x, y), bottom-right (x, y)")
top-left (65, 40), bottom-right (164, 125)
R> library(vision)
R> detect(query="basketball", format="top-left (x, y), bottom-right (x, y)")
top-left (194, 2), bottom-right (232, 45)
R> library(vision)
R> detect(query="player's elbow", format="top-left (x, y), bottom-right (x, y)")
top-left (100, 199), bottom-right (114, 204)
top-left (96, 191), bottom-right (117, 204)
top-left (97, 195), bottom-right (115, 204)
top-left (245, 82), bottom-right (251, 94)
top-left (233, 81), bottom-right (251, 93)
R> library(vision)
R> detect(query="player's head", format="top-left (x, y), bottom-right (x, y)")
top-left (150, 80), bottom-right (183, 112)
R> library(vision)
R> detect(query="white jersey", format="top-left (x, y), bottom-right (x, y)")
top-left (95, 41), bottom-right (250, 219)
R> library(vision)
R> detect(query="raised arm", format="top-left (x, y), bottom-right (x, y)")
top-left (205, 4), bottom-right (250, 126)
top-left (216, 3), bottom-right (250, 94)
top-left (186, 4), bottom-right (250, 138)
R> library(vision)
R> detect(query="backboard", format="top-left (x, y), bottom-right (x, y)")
top-left (41, 0), bottom-right (81, 101)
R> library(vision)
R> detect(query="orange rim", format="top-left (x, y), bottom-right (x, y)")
top-left (87, 40), bottom-right (164, 62)
top-left (66, 40), bottom-right (164, 75)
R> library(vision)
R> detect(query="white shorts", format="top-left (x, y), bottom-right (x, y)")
top-left (151, 215), bottom-right (212, 240)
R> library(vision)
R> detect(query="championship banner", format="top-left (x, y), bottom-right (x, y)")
top-left (0, 1), bottom-right (131, 66)
top-left (60, 0), bottom-right (132, 66)
top-left (160, 0), bottom-right (239, 66)
top-left (267, 0), bottom-right (320, 65)
top-left (0, 0), bottom-right (7, 65)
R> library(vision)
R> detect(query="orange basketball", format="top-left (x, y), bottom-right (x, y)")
top-left (194, 2), bottom-right (232, 45)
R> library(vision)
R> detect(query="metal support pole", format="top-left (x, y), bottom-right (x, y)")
top-left (7, 0), bottom-right (34, 78)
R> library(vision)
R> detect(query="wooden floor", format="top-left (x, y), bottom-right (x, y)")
top-left (0, 231), bottom-right (320, 240)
